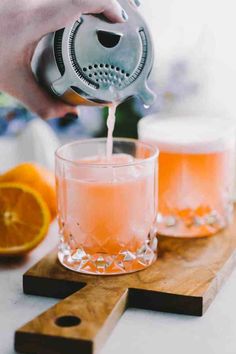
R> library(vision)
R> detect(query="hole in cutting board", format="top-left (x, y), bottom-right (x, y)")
top-left (55, 315), bottom-right (81, 327)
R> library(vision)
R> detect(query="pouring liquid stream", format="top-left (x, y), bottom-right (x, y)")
top-left (106, 103), bottom-right (118, 161)
top-left (105, 101), bottom-right (149, 165)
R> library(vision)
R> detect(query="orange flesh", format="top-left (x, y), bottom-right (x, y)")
top-left (0, 163), bottom-right (56, 219)
top-left (0, 183), bottom-right (50, 255)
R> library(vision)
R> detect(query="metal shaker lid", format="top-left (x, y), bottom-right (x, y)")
top-left (35, 0), bottom-right (156, 105)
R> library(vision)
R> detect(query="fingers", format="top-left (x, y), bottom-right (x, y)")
top-left (30, 0), bottom-right (128, 37)
top-left (2, 64), bottom-right (77, 119)
top-left (77, 0), bottom-right (129, 23)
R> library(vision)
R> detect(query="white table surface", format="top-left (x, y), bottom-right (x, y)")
top-left (1, 222), bottom-right (236, 354)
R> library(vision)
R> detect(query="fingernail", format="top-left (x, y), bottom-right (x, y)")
top-left (134, 0), bottom-right (141, 6)
top-left (122, 9), bottom-right (129, 21)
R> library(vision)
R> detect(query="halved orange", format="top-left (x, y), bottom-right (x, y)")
top-left (0, 163), bottom-right (57, 220)
top-left (0, 183), bottom-right (50, 256)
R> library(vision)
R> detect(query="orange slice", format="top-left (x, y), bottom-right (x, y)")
top-left (0, 163), bottom-right (57, 220)
top-left (0, 183), bottom-right (50, 256)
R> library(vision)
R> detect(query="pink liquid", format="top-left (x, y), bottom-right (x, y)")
top-left (58, 102), bottom-right (157, 274)
top-left (157, 149), bottom-right (233, 237)
top-left (139, 116), bottom-right (235, 237)
top-left (106, 104), bottom-right (118, 160)
top-left (57, 154), bottom-right (157, 274)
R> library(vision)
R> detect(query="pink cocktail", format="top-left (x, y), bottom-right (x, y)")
top-left (56, 138), bottom-right (158, 275)
top-left (139, 115), bottom-right (236, 237)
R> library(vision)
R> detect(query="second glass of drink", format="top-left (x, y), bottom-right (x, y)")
top-left (139, 115), bottom-right (235, 238)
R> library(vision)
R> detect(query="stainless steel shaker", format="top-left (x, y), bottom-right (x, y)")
top-left (31, 0), bottom-right (156, 106)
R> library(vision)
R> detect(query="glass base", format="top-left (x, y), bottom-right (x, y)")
top-left (58, 238), bottom-right (158, 275)
top-left (157, 209), bottom-right (229, 238)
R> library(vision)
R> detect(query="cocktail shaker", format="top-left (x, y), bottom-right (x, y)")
top-left (31, 0), bottom-right (155, 106)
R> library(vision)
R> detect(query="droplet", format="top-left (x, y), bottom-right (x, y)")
top-left (144, 104), bottom-right (150, 109)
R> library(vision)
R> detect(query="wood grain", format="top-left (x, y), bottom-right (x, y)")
top-left (15, 212), bottom-right (236, 354)
top-left (15, 285), bottom-right (128, 354)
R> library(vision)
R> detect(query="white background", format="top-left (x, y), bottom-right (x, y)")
top-left (142, 0), bottom-right (236, 118)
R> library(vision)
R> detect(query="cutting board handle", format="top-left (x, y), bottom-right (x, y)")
top-left (15, 284), bottom-right (128, 354)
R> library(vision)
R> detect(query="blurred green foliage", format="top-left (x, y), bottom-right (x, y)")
top-left (97, 99), bottom-right (142, 139)
top-left (0, 92), bottom-right (18, 107)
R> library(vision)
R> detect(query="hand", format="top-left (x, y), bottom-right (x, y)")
top-left (0, 0), bottom-right (128, 118)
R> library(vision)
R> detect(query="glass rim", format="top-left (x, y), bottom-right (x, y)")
top-left (138, 114), bottom-right (236, 139)
top-left (138, 114), bottom-right (236, 153)
top-left (55, 137), bottom-right (159, 168)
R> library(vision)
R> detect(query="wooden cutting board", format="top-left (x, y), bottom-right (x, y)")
top-left (15, 213), bottom-right (236, 354)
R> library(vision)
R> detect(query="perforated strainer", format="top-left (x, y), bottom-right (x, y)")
top-left (31, 0), bottom-right (155, 106)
